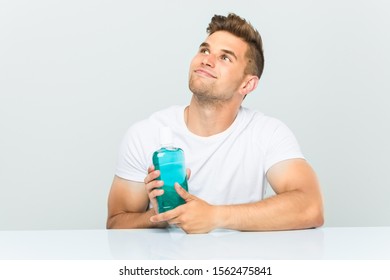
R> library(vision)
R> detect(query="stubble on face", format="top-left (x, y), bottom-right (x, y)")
top-left (188, 73), bottom-right (240, 108)
top-left (189, 76), bottom-right (217, 105)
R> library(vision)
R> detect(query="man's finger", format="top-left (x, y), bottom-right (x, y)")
top-left (174, 183), bottom-right (192, 201)
top-left (150, 209), bottom-right (176, 223)
top-left (186, 168), bottom-right (191, 180)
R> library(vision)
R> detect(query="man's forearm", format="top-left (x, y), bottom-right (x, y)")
top-left (215, 190), bottom-right (324, 231)
top-left (107, 208), bottom-right (167, 229)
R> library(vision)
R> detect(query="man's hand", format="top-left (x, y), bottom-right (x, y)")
top-left (144, 166), bottom-right (192, 214)
top-left (149, 183), bottom-right (219, 234)
top-left (144, 165), bottom-right (164, 213)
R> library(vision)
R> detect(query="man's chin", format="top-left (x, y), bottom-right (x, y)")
top-left (189, 83), bottom-right (210, 97)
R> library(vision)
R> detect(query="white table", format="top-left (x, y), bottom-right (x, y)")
top-left (0, 227), bottom-right (389, 260)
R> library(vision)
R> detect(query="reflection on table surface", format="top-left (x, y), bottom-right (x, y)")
top-left (107, 227), bottom-right (324, 260)
top-left (1, 227), bottom-right (389, 260)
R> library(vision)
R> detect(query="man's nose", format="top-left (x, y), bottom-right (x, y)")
top-left (202, 54), bottom-right (215, 67)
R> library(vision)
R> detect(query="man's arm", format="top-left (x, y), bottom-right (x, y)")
top-left (216, 158), bottom-right (324, 231)
top-left (106, 175), bottom-right (167, 229)
top-left (150, 158), bottom-right (324, 233)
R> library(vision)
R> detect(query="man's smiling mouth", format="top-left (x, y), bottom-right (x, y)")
top-left (194, 69), bottom-right (217, 79)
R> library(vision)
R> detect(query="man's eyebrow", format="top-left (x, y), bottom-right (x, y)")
top-left (199, 42), bottom-right (237, 60)
top-left (221, 49), bottom-right (237, 60)
top-left (199, 42), bottom-right (209, 48)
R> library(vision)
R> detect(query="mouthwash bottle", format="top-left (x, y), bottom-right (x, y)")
top-left (152, 127), bottom-right (188, 213)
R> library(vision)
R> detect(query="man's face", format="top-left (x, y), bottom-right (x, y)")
top-left (188, 31), bottom-right (249, 103)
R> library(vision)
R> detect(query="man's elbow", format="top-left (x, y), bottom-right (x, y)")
top-left (106, 214), bottom-right (121, 229)
top-left (306, 204), bottom-right (325, 228)
top-left (312, 211), bottom-right (325, 228)
top-left (106, 217), bottom-right (114, 229)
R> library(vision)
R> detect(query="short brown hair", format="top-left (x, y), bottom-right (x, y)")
top-left (207, 13), bottom-right (264, 79)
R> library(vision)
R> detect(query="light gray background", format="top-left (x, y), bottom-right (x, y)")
top-left (1, 0), bottom-right (389, 230)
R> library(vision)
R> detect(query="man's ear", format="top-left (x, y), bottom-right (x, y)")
top-left (240, 75), bottom-right (259, 97)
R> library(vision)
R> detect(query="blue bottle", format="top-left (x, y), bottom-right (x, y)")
top-left (152, 127), bottom-right (188, 213)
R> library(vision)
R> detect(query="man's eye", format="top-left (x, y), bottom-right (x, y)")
top-left (221, 55), bottom-right (231, 62)
top-left (200, 48), bottom-right (210, 55)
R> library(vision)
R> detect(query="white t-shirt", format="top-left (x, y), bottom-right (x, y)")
top-left (115, 105), bottom-right (304, 205)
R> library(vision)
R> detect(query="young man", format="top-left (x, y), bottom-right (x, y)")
top-left (107, 13), bottom-right (324, 233)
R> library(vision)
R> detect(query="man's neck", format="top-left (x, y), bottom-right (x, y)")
top-left (185, 97), bottom-right (241, 137)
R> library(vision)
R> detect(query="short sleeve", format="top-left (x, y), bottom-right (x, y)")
top-left (115, 125), bottom-right (149, 182)
top-left (264, 121), bottom-right (304, 173)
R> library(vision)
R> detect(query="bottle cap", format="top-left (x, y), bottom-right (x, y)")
top-left (160, 126), bottom-right (173, 147)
